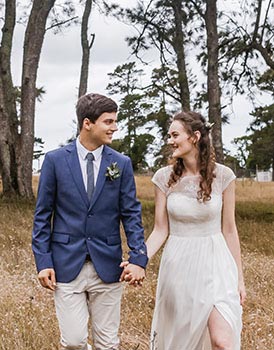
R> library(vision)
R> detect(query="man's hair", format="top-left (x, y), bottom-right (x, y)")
top-left (76, 93), bottom-right (118, 129)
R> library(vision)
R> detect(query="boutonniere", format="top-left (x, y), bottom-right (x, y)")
top-left (105, 162), bottom-right (120, 181)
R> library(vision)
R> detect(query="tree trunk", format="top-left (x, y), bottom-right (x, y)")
top-left (18, 0), bottom-right (56, 198)
top-left (0, 0), bottom-right (19, 196)
top-left (171, 0), bottom-right (190, 111)
top-left (78, 0), bottom-right (94, 98)
top-left (205, 0), bottom-right (224, 163)
top-left (0, 0), bottom-right (56, 198)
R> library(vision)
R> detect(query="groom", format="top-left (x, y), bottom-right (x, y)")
top-left (32, 93), bottom-right (148, 350)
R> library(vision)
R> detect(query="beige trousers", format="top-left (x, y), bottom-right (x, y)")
top-left (54, 261), bottom-right (123, 350)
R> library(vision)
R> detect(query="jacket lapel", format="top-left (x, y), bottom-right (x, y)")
top-left (65, 141), bottom-right (90, 208)
top-left (89, 145), bottom-right (112, 210)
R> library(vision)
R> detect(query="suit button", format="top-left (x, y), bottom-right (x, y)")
top-left (87, 237), bottom-right (91, 240)
top-left (88, 213), bottom-right (93, 217)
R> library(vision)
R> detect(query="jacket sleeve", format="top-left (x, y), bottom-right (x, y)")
top-left (32, 153), bottom-right (56, 272)
top-left (119, 157), bottom-right (148, 268)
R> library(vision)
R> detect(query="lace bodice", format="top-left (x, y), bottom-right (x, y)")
top-left (152, 163), bottom-right (236, 237)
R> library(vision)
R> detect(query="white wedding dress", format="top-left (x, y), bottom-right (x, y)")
top-left (150, 163), bottom-right (242, 350)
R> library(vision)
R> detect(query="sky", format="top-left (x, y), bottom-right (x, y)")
top-left (8, 1), bottom-right (273, 169)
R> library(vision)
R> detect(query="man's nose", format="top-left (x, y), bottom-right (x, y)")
top-left (112, 122), bottom-right (118, 131)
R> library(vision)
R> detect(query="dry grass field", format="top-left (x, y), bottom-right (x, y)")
top-left (0, 176), bottom-right (273, 349)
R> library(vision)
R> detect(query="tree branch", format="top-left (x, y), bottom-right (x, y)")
top-left (252, 42), bottom-right (274, 69)
top-left (88, 33), bottom-right (95, 49)
top-left (188, 0), bottom-right (205, 19)
top-left (252, 0), bottom-right (262, 42)
top-left (260, 0), bottom-right (273, 44)
top-left (154, 83), bottom-right (181, 103)
top-left (46, 15), bottom-right (78, 31)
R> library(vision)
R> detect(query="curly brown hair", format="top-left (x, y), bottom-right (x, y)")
top-left (167, 111), bottom-right (216, 202)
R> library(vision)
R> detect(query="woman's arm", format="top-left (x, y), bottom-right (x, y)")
top-left (222, 180), bottom-right (246, 305)
top-left (120, 185), bottom-right (169, 285)
top-left (146, 185), bottom-right (169, 259)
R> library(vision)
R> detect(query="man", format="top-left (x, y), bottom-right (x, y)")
top-left (32, 93), bottom-right (148, 350)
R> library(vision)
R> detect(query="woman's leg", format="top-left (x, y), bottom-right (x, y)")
top-left (208, 307), bottom-right (234, 350)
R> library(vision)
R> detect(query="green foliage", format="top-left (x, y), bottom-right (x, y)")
top-left (233, 66), bottom-right (274, 177)
top-left (130, 133), bottom-right (155, 170)
top-left (148, 66), bottom-right (181, 105)
top-left (107, 0), bottom-right (274, 170)
top-left (218, 1), bottom-right (274, 95)
top-left (223, 151), bottom-right (248, 178)
top-left (109, 1), bottom-right (196, 108)
top-left (247, 104), bottom-right (274, 172)
top-left (233, 105), bottom-right (274, 175)
top-left (257, 68), bottom-right (274, 95)
top-left (112, 133), bottom-right (155, 171)
top-left (107, 62), bottom-right (154, 170)
top-left (233, 136), bottom-right (252, 168)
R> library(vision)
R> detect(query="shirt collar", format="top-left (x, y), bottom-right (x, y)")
top-left (76, 137), bottom-right (104, 161)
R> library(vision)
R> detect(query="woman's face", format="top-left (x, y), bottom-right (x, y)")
top-left (167, 120), bottom-right (198, 159)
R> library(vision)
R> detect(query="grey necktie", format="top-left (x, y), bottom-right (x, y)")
top-left (86, 152), bottom-right (95, 201)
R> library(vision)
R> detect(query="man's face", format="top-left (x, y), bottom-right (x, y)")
top-left (86, 112), bottom-right (118, 147)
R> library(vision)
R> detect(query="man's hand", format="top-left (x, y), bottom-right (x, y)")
top-left (38, 268), bottom-right (56, 291)
top-left (119, 262), bottom-right (145, 287)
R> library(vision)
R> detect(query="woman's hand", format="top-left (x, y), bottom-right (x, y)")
top-left (238, 280), bottom-right (246, 305)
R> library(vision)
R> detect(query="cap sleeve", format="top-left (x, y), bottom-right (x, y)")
top-left (151, 166), bottom-right (171, 194)
top-left (222, 165), bottom-right (236, 191)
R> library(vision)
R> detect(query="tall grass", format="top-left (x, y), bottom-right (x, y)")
top-left (0, 178), bottom-right (273, 349)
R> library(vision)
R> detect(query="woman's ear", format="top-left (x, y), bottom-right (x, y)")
top-left (192, 130), bottom-right (201, 144)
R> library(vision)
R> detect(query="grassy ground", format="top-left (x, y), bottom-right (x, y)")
top-left (0, 177), bottom-right (273, 349)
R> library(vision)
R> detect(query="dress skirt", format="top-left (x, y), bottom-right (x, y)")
top-left (150, 233), bottom-right (242, 350)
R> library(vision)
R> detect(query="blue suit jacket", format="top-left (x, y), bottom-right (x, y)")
top-left (32, 141), bottom-right (148, 283)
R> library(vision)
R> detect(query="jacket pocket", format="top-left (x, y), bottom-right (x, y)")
top-left (52, 233), bottom-right (70, 244)
top-left (106, 235), bottom-right (121, 245)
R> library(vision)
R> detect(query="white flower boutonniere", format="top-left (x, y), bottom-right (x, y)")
top-left (105, 162), bottom-right (120, 181)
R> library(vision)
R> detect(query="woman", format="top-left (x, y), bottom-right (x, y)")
top-left (146, 111), bottom-right (246, 350)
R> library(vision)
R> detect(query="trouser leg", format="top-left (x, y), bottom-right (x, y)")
top-left (86, 263), bottom-right (123, 350)
top-left (54, 264), bottom-right (90, 350)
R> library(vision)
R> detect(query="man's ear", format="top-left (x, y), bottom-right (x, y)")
top-left (82, 118), bottom-right (93, 131)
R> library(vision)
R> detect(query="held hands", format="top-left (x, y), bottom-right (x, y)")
top-left (119, 261), bottom-right (145, 287)
top-left (38, 268), bottom-right (57, 291)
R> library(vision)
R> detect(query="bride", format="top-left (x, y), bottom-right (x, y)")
top-left (146, 110), bottom-right (246, 350)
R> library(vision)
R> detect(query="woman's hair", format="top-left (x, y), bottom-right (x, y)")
top-left (167, 111), bottom-right (216, 202)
